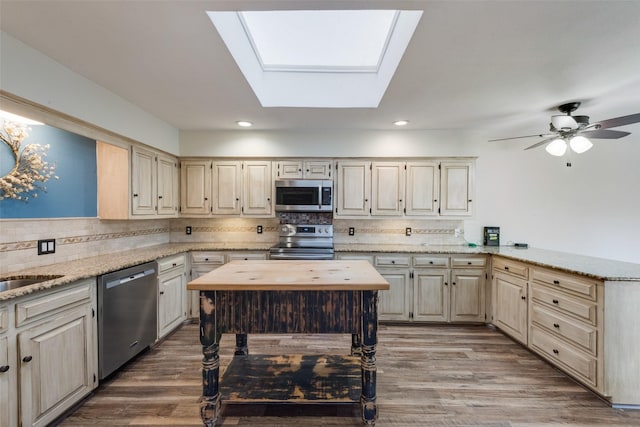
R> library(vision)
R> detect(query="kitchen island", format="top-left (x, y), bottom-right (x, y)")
top-left (187, 260), bottom-right (389, 426)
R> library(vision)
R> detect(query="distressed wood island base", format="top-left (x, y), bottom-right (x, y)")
top-left (187, 260), bottom-right (390, 427)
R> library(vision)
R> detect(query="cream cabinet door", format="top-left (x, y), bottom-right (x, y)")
top-left (180, 160), bottom-right (212, 215)
top-left (493, 272), bottom-right (528, 344)
top-left (242, 161), bottom-right (273, 216)
top-left (336, 161), bottom-right (371, 216)
top-left (158, 270), bottom-right (187, 339)
top-left (276, 160), bottom-right (303, 179)
top-left (413, 269), bottom-right (450, 322)
top-left (131, 146), bottom-right (157, 215)
top-left (303, 160), bottom-right (332, 179)
top-left (157, 153), bottom-right (178, 216)
top-left (439, 160), bottom-right (474, 216)
top-left (450, 269), bottom-right (485, 322)
top-left (18, 304), bottom-right (95, 427)
top-left (212, 161), bottom-right (241, 215)
top-left (0, 334), bottom-right (12, 427)
top-left (405, 161), bottom-right (439, 216)
top-left (377, 269), bottom-right (411, 321)
top-left (371, 162), bottom-right (404, 216)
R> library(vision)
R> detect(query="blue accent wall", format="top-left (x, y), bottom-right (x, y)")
top-left (0, 124), bottom-right (97, 218)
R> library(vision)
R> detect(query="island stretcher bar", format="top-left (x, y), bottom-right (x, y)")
top-left (187, 260), bottom-right (390, 426)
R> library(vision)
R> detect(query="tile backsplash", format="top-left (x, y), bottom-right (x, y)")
top-left (1, 216), bottom-right (466, 275)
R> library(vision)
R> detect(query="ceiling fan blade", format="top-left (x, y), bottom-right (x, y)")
top-left (593, 113), bottom-right (640, 130)
top-left (489, 133), bottom-right (554, 142)
top-left (580, 129), bottom-right (631, 139)
top-left (551, 115), bottom-right (578, 130)
top-left (524, 136), bottom-right (558, 151)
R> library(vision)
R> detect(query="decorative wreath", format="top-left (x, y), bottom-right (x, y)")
top-left (0, 121), bottom-right (57, 202)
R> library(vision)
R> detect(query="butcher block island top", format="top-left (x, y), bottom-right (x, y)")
top-left (187, 259), bottom-right (390, 291)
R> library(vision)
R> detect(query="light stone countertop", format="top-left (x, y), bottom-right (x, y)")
top-left (2, 242), bottom-right (640, 302)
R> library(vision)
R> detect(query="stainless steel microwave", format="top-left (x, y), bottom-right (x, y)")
top-left (274, 179), bottom-right (333, 212)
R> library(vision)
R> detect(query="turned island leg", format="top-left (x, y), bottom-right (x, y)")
top-left (360, 290), bottom-right (378, 425)
top-left (199, 291), bottom-right (222, 426)
top-left (234, 333), bottom-right (248, 355)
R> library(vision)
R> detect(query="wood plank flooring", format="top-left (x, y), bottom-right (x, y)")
top-left (57, 323), bottom-right (640, 426)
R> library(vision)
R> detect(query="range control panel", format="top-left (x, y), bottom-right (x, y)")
top-left (279, 224), bottom-right (333, 237)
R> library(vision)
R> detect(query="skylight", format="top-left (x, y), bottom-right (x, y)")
top-left (239, 10), bottom-right (398, 72)
top-left (207, 9), bottom-right (422, 108)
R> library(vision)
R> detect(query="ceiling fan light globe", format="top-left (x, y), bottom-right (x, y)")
top-left (569, 135), bottom-right (593, 154)
top-left (551, 115), bottom-right (578, 131)
top-left (545, 138), bottom-right (567, 156)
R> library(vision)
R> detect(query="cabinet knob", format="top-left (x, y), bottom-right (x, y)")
top-left (504, 266), bottom-right (510, 271)
top-left (429, 261), bottom-right (434, 264)
top-left (133, 193), bottom-right (138, 197)
top-left (553, 323), bottom-right (560, 329)
top-left (204, 197), bottom-right (208, 201)
top-left (158, 195), bottom-right (163, 199)
top-left (452, 282), bottom-right (456, 285)
top-left (552, 299), bottom-right (559, 304)
top-left (434, 199), bottom-right (438, 202)
top-left (22, 355), bottom-right (33, 363)
top-left (160, 291), bottom-right (164, 295)
top-left (445, 282), bottom-right (448, 286)
top-left (553, 280), bottom-right (560, 285)
top-left (0, 365), bottom-right (9, 373)
top-left (467, 261), bottom-right (472, 265)
top-left (391, 260), bottom-right (395, 264)
top-left (521, 296), bottom-right (526, 300)
top-left (552, 349), bottom-right (559, 355)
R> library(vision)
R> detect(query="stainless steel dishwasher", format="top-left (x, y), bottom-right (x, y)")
top-left (98, 261), bottom-right (157, 379)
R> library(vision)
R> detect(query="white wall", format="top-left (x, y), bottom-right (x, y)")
top-left (181, 128), bottom-right (640, 264)
top-left (0, 31), bottom-right (179, 154)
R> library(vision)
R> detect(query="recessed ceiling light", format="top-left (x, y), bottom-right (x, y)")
top-left (393, 120), bottom-right (409, 126)
top-left (236, 121), bottom-right (253, 127)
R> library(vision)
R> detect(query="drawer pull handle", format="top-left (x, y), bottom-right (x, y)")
top-left (553, 280), bottom-right (560, 285)
top-left (429, 261), bottom-right (434, 264)
top-left (504, 266), bottom-right (509, 271)
top-left (22, 355), bottom-right (33, 363)
top-left (553, 323), bottom-right (560, 328)
top-left (172, 263), bottom-right (177, 267)
top-left (467, 261), bottom-right (472, 265)
top-left (160, 291), bottom-right (164, 295)
top-left (552, 349), bottom-right (559, 355)
top-left (204, 258), bottom-right (209, 261)
top-left (521, 296), bottom-right (526, 300)
top-left (552, 299), bottom-right (559, 304)
top-left (0, 365), bottom-right (9, 373)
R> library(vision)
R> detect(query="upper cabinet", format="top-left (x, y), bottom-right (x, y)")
top-left (335, 159), bottom-right (474, 218)
top-left (97, 142), bottom-right (178, 219)
top-left (276, 160), bottom-right (332, 179)
top-left (180, 160), bottom-right (273, 217)
top-left (131, 146), bottom-right (179, 218)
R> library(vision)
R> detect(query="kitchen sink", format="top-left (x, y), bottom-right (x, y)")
top-left (0, 275), bottom-right (64, 292)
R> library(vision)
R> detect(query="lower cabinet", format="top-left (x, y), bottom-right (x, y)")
top-left (338, 253), bottom-right (487, 323)
top-left (492, 259), bottom-right (529, 345)
top-left (3, 279), bottom-right (97, 427)
top-left (157, 254), bottom-right (187, 339)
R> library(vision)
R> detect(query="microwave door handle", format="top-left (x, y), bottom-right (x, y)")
top-left (318, 185), bottom-right (323, 208)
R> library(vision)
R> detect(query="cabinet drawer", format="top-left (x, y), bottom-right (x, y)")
top-left (15, 281), bottom-right (92, 327)
top-left (0, 306), bottom-right (7, 333)
top-left (531, 302), bottom-right (597, 355)
top-left (227, 252), bottom-right (267, 261)
top-left (492, 257), bottom-right (528, 279)
top-left (337, 254), bottom-right (374, 264)
top-left (530, 284), bottom-right (597, 325)
top-left (413, 255), bottom-right (449, 268)
top-left (451, 256), bottom-right (486, 268)
top-left (530, 325), bottom-right (598, 388)
top-left (191, 252), bottom-right (225, 264)
top-left (157, 254), bottom-right (186, 273)
top-left (531, 267), bottom-right (598, 301)
top-left (375, 255), bottom-right (411, 268)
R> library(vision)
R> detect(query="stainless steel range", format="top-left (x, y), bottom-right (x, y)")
top-left (269, 223), bottom-right (334, 260)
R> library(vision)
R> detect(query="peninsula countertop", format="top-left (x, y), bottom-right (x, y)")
top-left (3, 242), bottom-right (640, 302)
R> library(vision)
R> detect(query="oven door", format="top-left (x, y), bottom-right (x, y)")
top-left (269, 247), bottom-right (335, 260)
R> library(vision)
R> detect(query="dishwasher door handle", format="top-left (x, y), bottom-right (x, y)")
top-left (106, 268), bottom-right (156, 289)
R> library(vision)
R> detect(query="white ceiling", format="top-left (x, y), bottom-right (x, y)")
top-left (1, 0), bottom-right (640, 141)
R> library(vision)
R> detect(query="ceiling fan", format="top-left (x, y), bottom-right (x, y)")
top-left (490, 102), bottom-right (640, 157)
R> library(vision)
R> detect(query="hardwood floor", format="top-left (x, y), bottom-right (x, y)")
top-left (58, 323), bottom-right (640, 426)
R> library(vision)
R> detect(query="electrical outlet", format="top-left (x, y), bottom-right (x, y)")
top-left (406, 227), bottom-right (412, 236)
top-left (454, 228), bottom-right (461, 237)
top-left (186, 226), bottom-right (192, 235)
top-left (257, 225), bottom-right (263, 234)
top-left (37, 239), bottom-right (55, 255)
top-left (348, 227), bottom-right (355, 236)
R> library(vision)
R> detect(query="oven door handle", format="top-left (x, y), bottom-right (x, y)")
top-left (269, 253), bottom-right (334, 260)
